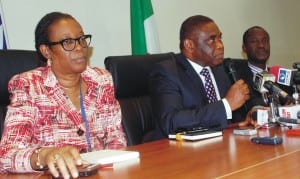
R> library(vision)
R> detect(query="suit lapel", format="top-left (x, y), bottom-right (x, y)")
top-left (176, 54), bottom-right (208, 102)
top-left (212, 64), bottom-right (230, 98)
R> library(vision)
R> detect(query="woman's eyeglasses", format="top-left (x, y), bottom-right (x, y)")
top-left (46, 34), bottom-right (92, 51)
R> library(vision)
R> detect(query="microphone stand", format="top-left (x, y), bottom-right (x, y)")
top-left (267, 94), bottom-right (292, 129)
top-left (265, 94), bottom-right (278, 128)
top-left (292, 84), bottom-right (299, 105)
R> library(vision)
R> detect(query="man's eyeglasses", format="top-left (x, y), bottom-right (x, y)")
top-left (46, 34), bottom-right (92, 51)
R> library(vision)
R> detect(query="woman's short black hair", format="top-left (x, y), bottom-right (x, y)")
top-left (34, 12), bottom-right (75, 62)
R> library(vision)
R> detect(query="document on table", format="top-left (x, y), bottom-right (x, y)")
top-left (80, 150), bottom-right (140, 165)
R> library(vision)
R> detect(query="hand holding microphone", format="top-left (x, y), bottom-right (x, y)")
top-left (224, 60), bottom-right (250, 111)
top-left (226, 79), bottom-right (250, 111)
top-left (224, 60), bottom-right (238, 83)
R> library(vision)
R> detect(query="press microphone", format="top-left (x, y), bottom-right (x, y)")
top-left (269, 66), bottom-right (297, 86)
top-left (278, 104), bottom-right (300, 119)
top-left (251, 111), bottom-right (258, 120)
top-left (277, 117), bottom-right (300, 124)
top-left (263, 80), bottom-right (292, 100)
top-left (251, 108), bottom-right (297, 128)
top-left (293, 62), bottom-right (300, 70)
top-left (251, 109), bottom-right (269, 125)
top-left (268, 65), bottom-right (281, 82)
top-left (253, 71), bottom-right (275, 93)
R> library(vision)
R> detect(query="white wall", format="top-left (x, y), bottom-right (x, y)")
top-left (1, 0), bottom-right (300, 68)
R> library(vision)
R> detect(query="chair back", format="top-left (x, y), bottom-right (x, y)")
top-left (0, 49), bottom-right (44, 138)
top-left (104, 52), bottom-right (175, 146)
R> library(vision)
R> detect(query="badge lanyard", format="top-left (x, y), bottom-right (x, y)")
top-left (80, 82), bottom-right (92, 152)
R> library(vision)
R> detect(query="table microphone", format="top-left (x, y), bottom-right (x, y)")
top-left (269, 66), bottom-right (297, 86)
top-left (293, 62), bottom-right (300, 70)
top-left (252, 111), bottom-right (258, 120)
top-left (268, 65), bottom-right (282, 82)
top-left (277, 117), bottom-right (300, 124)
top-left (263, 80), bottom-right (292, 100)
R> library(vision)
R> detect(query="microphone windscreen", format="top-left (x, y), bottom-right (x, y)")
top-left (269, 65), bottom-right (282, 82)
top-left (293, 62), bottom-right (300, 69)
top-left (224, 59), bottom-right (238, 82)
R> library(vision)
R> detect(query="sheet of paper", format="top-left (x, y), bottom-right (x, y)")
top-left (80, 150), bottom-right (140, 165)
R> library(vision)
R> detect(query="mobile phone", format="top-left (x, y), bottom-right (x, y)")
top-left (78, 163), bottom-right (100, 177)
top-left (233, 128), bottom-right (257, 136)
top-left (52, 163), bottom-right (100, 178)
top-left (251, 136), bottom-right (283, 145)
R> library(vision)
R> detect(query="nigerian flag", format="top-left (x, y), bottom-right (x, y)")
top-left (130, 0), bottom-right (160, 55)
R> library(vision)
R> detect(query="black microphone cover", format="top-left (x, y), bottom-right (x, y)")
top-left (263, 80), bottom-right (295, 103)
top-left (263, 80), bottom-right (289, 98)
top-left (297, 111), bottom-right (300, 119)
top-left (293, 62), bottom-right (300, 70)
top-left (224, 60), bottom-right (238, 82)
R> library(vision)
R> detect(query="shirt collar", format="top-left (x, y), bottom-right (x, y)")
top-left (248, 61), bottom-right (267, 74)
top-left (187, 58), bottom-right (212, 74)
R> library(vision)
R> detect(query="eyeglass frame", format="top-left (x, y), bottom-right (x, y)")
top-left (46, 34), bottom-right (92, 51)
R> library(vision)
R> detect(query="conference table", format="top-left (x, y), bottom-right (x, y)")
top-left (2, 125), bottom-right (300, 179)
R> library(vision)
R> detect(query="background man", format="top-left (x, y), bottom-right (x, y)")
top-left (233, 26), bottom-right (294, 109)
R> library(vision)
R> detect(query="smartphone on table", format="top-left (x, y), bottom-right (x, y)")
top-left (52, 163), bottom-right (101, 178)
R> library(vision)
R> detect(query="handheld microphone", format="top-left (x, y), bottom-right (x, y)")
top-left (278, 117), bottom-right (300, 124)
top-left (224, 59), bottom-right (248, 111)
top-left (224, 60), bottom-right (238, 82)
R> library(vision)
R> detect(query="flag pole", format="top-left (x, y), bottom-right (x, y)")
top-left (0, 0), bottom-right (8, 49)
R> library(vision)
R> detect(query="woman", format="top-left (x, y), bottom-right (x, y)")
top-left (0, 12), bottom-right (126, 178)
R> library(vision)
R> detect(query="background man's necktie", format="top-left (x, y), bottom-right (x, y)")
top-left (200, 68), bottom-right (218, 103)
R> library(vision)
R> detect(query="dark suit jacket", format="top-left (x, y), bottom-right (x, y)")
top-left (149, 53), bottom-right (244, 139)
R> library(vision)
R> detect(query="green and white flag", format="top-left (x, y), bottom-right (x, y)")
top-left (130, 0), bottom-right (160, 55)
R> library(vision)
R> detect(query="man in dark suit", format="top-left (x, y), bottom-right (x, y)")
top-left (232, 26), bottom-right (294, 109)
top-left (149, 15), bottom-right (252, 139)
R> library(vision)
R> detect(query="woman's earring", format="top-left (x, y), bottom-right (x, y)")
top-left (47, 59), bottom-right (52, 66)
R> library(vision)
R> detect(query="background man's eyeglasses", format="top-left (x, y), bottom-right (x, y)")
top-left (46, 34), bottom-right (92, 51)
